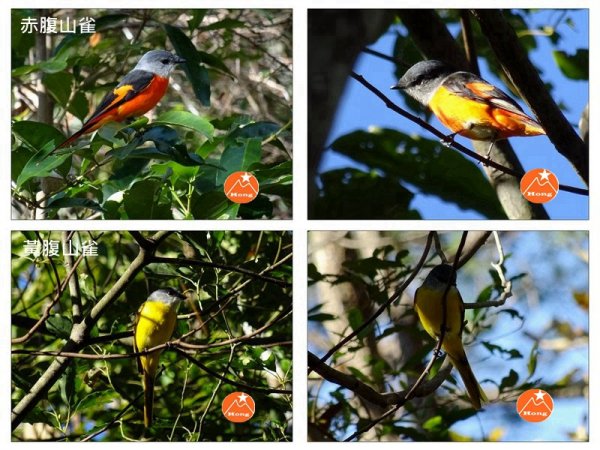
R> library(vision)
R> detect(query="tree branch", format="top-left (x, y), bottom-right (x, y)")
top-left (350, 72), bottom-right (586, 198)
top-left (149, 256), bottom-right (292, 287)
top-left (172, 346), bottom-right (291, 395)
top-left (308, 351), bottom-right (452, 409)
top-left (308, 231), bottom-right (434, 375)
top-left (472, 9), bottom-right (588, 185)
top-left (12, 249), bottom-right (86, 345)
top-left (10, 233), bottom-right (161, 430)
top-left (396, 9), bottom-right (557, 219)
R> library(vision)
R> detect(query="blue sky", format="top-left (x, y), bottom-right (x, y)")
top-left (319, 10), bottom-right (589, 219)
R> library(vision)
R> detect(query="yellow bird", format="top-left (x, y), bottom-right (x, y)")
top-left (134, 287), bottom-right (185, 427)
top-left (414, 264), bottom-right (487, 409)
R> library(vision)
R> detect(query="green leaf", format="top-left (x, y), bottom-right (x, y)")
top-left (314, 168), bottom-right (420, 219)
top-left (108, 125), bottom-right (209, 167)
top-left (17, 150), bottom-right (71, 188)
top-left (75, 390), bottom-right (115, 413)
top-left (259, 349), bottom-right (276, 371)
top-left (123, 179), bottom-right (172, 219)
top-left (527, 342), bottom-right (539, 378)
top-left (187, 10), bottom-right (207, 31)
top-left (190, 191), bottom-right (239, 219)
top-left (347, 366), bottom-right (370, 383)
top-left (13, 124), bottom-right (72, 187)
top-left (308, 313), bottom-right (336, 322)
top-left (238, 194), bottom-right (273, 219)
top-left (42, 72), bottom-right (73, 106)
top-left (227, 121), bottom-right (280, 141)
top-left (476, 285), bottom-right (493, 303)
top-left (68, 90), bottom-right (89, 121)
top-left (102, 199), bottom-right (122, 219)
top-left (46, 314), bottom-right (72, 339)
top-left (38, 58), bottom-right (68, 74)
top-left (23, 407), bottom-right (56, 427)
top-left (12, 120), bottom-right (65, 151)
top-left (329, 129), bottom-right (507, 219)
top-left (11, 65), bottom-right (38, 77)
top-left (60, 363), bottom-right (77, 408)
top-left (46, 197), bottom-right (104, 212)
top-left (252, 161), bottom-right (292, 201)
top-left (423, 415), bottom-right (443, 432)
top-left (155, 111), bottom-right (214, 139)
top-left (164, 24), bottom-right (211, 105)
top-left (308, 263), bottom-right (324, 283)
top-left (343, 256), bottom-right (401, 278)
top-left (12, 10), bottom-right (36, 61)
top-left (347, 308), bottom-right (365, 335)
top-left (199, 51), bottom-right (234, 78)
top-left (499, 368), bottom-right (519, 390)
top-left (193, 162), bottom-right (222, 193)
top-left (552, 49), bottom-right (589, 80)
top-left (217, 138), bottom-right (262, 185)
top-left (482, 341), bottom-right (523, 360)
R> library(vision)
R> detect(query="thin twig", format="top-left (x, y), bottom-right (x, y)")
top-left (308, 232), bottom-right (434, 375)
top-left (433, 232), bottom-right (447, 263)
top-left (171, 346), bottom-right (291, 394)
top-left (350, 71), bottom-right (588, 197)
top-left (464, 230), bottom-right (513, 309)
top-left (350, 232), bottom-right (469, 441)
top-left (149, 256), bottom-right (291, 287)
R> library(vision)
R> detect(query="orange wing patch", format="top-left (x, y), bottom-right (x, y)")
top-left (429, 84), bottom-right (545, 140)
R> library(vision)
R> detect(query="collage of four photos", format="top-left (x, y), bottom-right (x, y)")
top-left (10, 7), bottom-right (589, 444)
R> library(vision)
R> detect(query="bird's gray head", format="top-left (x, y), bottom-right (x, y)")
top-left (392, 60), bottom-right (455, 106)
top-left (134, 50), bottom-right (186, 78)
top-left (148, 287), bottom-right (186, 304)
top-left (423, 264), bottom-right (457, 288)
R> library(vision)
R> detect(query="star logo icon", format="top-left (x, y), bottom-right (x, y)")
top-left (539, 169), bottom-right (551, 181)
top-left (224, 171), bottom-right (259, 204)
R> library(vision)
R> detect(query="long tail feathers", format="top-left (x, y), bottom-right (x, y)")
top-left (143, 371), bottom-right (154, 428)
top-left (55, 132), bottom-right (82, 151)
top-left (51, 116), bottom-right (103, 154)
top-left (53, 125), bottom-right (92, 152)
top-left (448, 353), bottom-right (487, 410)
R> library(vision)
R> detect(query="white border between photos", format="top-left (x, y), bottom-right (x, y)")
top-left (2, 0), bottom-right (596, 449)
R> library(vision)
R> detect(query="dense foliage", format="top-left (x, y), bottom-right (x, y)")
top-left (12, 9), bottom-right (292, 219)
top-left (12, 230), bottom-right (293, 441)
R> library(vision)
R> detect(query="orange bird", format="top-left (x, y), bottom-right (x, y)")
top-left (392, 60), bottom-right (545, 147)
top-left (55, 50), bottom-right (185, 151)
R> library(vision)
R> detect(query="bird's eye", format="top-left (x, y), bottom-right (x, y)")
top-left (161, 58), bottom-right (170, 64)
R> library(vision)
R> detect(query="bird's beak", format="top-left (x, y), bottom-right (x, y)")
top-left (174, 55), bottom-right (187, 64)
